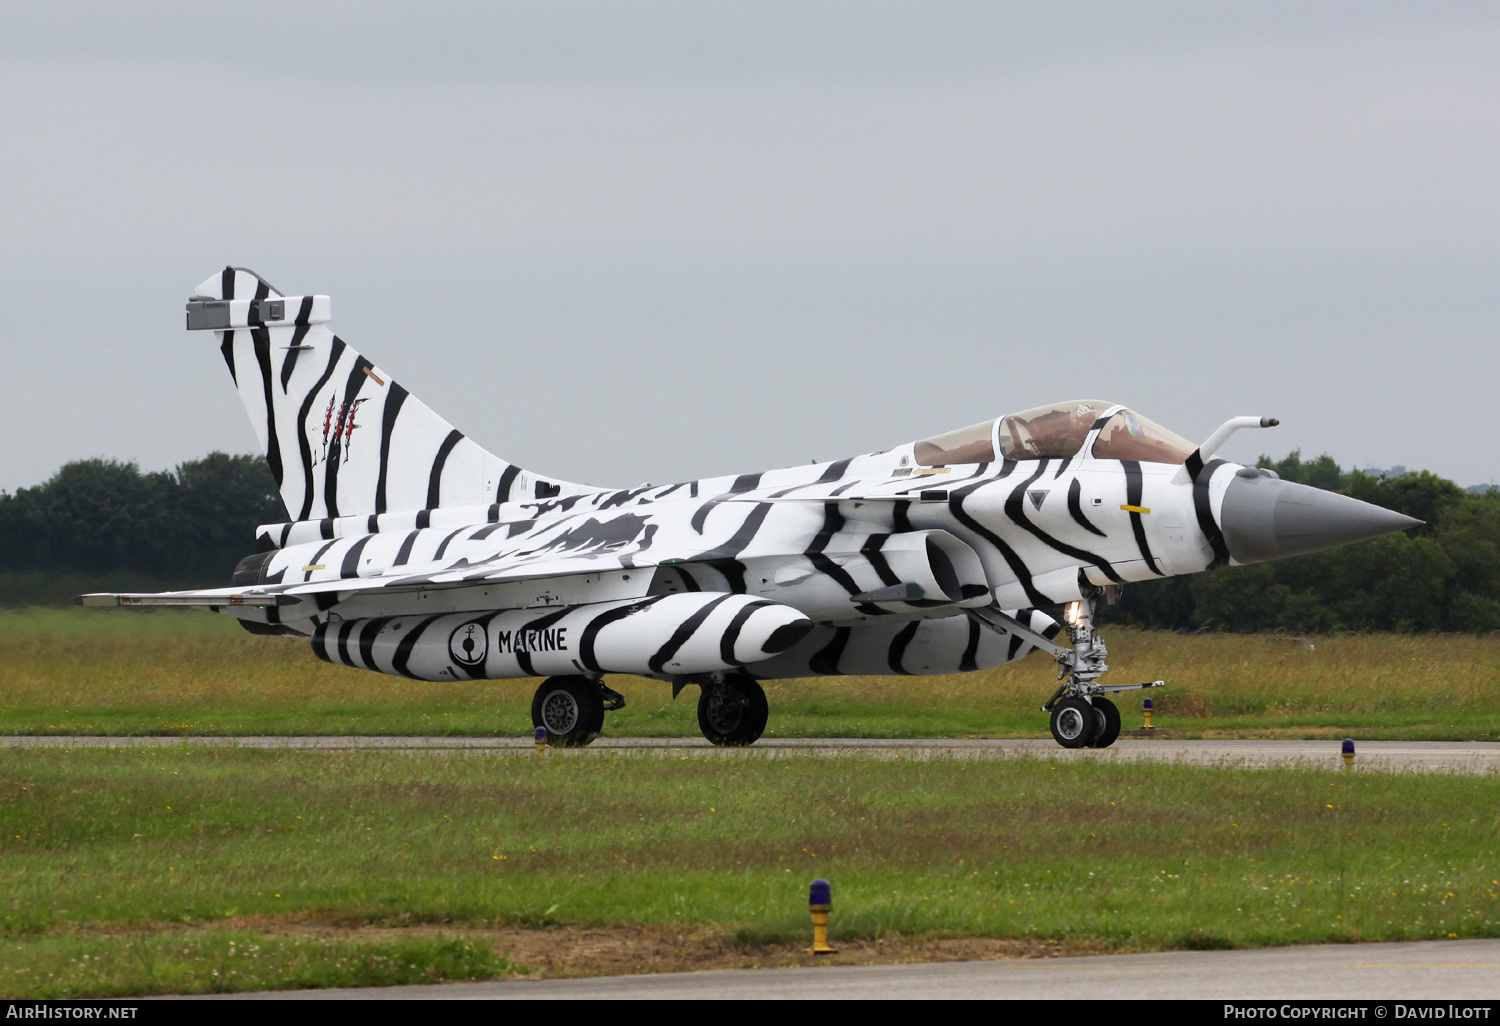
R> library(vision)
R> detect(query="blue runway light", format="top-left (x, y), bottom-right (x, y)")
top-left (1342, 738), bottom-right (1355, 770)
top-left (808, 878), bottom-right (836, 954)
top-left (535, 726), bottom-right (547, 752)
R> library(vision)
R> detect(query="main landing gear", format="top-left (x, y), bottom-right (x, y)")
top-left (969, 584), bottom-right (1161, 750)
top-left (696, 673), bottom-right (769, 747)
top-left (530, 676), bottom-right (626, 748)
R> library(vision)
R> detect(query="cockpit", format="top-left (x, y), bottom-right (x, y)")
top-left (913, 400), bottom-right (1196, 467)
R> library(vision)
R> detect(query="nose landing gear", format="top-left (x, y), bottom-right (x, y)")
top-left (969, 586), bottom-right (1159, 749)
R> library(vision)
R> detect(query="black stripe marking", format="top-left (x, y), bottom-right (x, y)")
top-left (320, 518), bottom-right (335, 539)
top-left (356, 616), bottom-right (394, 671)
top-left (1004, 463), bottom-right (1124, 584)
top-left (893, 500), bottom-right (914, 534)
top-left (432, 527), bottom-right (467, 561)
top-left (887, 620), bottom-right (920, 674)
top-left (809, 627), bottom-right (850, 675)
top-left (1193, 458), bottom-right (1231, 569)
top-left (220, 331), bottom-right (237, 384)
top-left (948, 480), bottom-right (1051, 607)
top-left (578, 598), bottom-right (665, 673)
top-left (310, 623), bottom-right (331, 663)
top-left (391, 615), bottom-right (442, 678)
top-left (729, 473), bottom-right (763, 495)
top-left (393, 530), bottom-right (420, 566)
top-left (374, 382), bottom-right (410, 514)
top-left (959, 616), bottom-right (981, 672)
top-left (690, 501), bottom-right (718, 534)
top-left (1067, 477), bottom-right (1106, 536)
top-left (769, 459), bottom-right (854, 498)
top-left (340, 535), bottom-right (372, 578)
top-left (491, 465), bottom-right (518, 505)
top-left (301, 539), bottom-right (340, 582)
top-left (803, 504), bottom-right (882, 614)
top-left (1184, 449), bottom-right (1205, 482)
top-left (251, 328), bottom-right (284, 488)
top-left (294, 336), bottom-right (349, 522)
top-left (720, 600), bottom-right (775, 665)
top-left (861, 534), bottom-right (902, 587)
top-left (426, 429), bottom-right (464, 509)
top-left (335, 619), bottom-right (358, 667)
top-left (1122, 460), bottom-right (1164, 576)
top-left (278, 321), bottom-right (311, 393)
top-left (818, 458), bottom-right (854, 483)
top-left (648, 594), bottom-right (735, 673)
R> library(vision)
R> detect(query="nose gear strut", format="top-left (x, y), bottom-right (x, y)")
top-left (965, 585), bottom-right (1163, 749)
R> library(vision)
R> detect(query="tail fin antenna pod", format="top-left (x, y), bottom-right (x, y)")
top-left (189, 267), bottom-right (597, 521)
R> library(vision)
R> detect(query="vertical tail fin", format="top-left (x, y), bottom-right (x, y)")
top-left (188, 267), bottom-right (598, 521)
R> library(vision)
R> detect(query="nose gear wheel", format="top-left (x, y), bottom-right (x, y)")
top-left (1050, 696), bottom-right (1100, 748)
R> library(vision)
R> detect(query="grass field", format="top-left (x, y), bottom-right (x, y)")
top-left (2, 746), bottom-right (1496, 996)
top-left (0, 607), bottom-right (1495, 739)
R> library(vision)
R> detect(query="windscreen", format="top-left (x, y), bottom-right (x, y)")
top-left (1090, 410), bottom-right (1195, 464)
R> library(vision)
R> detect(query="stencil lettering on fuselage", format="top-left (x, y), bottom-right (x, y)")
top-left (495, 628), bottom-right (569, 654)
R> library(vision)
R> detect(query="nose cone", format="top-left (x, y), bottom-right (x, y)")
top-left (1219, 473), bottom-right (1422, 564)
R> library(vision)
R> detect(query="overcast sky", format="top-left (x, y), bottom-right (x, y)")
top-left (2, 1), bottom-right (1497, 496)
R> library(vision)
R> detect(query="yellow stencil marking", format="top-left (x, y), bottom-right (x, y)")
top-left (363, 366), bottom-right (385, 386)
top-left (302, 564), bottom-right (326, 572)
top-left (1120, 504), bottom-right (1151, 514)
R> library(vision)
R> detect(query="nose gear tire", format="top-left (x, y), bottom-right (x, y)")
top-left (1050, 696), bottom-right (1101, 749)
top-left (698, 675), bottom-right (769, 747)
top-left (1090, 696), bottom-right (1121, 748)
top-left (531, 675), bottom-right (605, 747)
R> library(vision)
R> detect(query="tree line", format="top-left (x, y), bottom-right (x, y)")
top-left (0, 451), bottom-right (1496, 631)
top-left (0, 454), bottom-right (284, 596)
top-left (1102, 452), bottom-right (1500, 633)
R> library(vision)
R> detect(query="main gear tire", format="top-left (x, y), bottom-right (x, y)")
top-left (1050, 696), bottom-right (1100, 749)
top-left (697, 675), bottom-right (769, 747)
top-left (1090, 696), bottom-right (1121, 748)
top-left (531, 676), bottom-right (605, 748)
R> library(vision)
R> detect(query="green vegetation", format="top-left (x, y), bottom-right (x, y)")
top-left (0, 454), bottom-right (283, 593)
top-left (4, 932), bottom-right (512, 998)
top-left (1, 607), bottom-right (1494, 738)
top-left (2, 747), bottom-right (1496, 995)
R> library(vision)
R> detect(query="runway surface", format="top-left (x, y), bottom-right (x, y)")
top-left (211, 938), bottom-right (1500, 1000)
top-left (5, 736), bottom-right (1498, 772)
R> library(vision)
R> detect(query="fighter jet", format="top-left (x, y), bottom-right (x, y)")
top-left (81, 268), bottom-right (1420, 749)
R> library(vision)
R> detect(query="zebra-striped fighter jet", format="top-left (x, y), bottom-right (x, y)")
top-left (81, 268), bottom-right (1419, 749)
